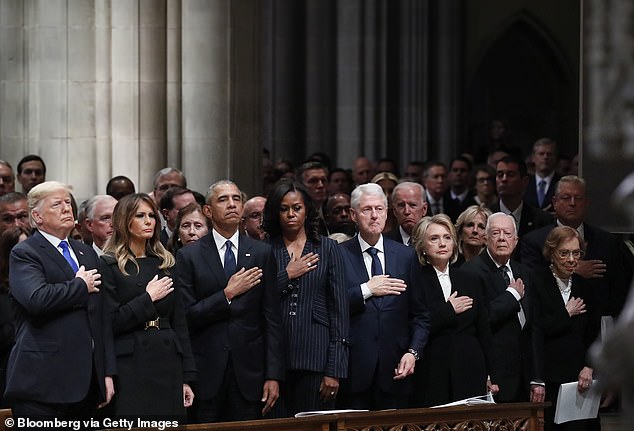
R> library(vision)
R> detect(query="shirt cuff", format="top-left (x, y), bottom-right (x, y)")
top-left (361, 283), bottom-right (372, 300)
top-left (506, 287), bottom-right (521, 301)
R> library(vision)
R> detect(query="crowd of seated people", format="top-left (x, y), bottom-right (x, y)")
top-left (0, 141), bottom-right (630, 431)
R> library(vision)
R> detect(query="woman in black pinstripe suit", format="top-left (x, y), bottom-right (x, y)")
top-left (263, 181), bottom-right (349, 416)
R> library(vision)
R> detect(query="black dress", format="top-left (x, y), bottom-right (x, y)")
top-left (0, 287), bottom-right (14, 408)
top-left (100, 255), bottom-right (196, 420)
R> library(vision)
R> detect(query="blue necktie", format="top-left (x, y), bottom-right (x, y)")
top-left (537, 179), bottom-right (547, 207)
top-left (224, 240), bottom-right (236, 279)
top-left (59, 240), bottom-right (79, 272)
top-left (367, 247), bottom-right (383, 276)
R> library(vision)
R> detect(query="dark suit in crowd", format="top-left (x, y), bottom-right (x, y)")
top-left (488, 202), bottom-right (553, 239)
top-left (175, 232), bottom-right (284, 422)
top-left (412, 264), bottom-right (493, 407)
top-left (338, 236), bottom-right (429, 409)
top-left (524, 174), bottom-right (561, 211)
top-left (462, 251), bottom-right (544, 402)
top-left (6, 231), bottom-right (115, 419)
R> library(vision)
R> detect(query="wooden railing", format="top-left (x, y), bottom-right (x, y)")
top-left (0, 402), bottom-right (547, 431)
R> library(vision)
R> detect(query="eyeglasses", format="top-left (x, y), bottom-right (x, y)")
top-left (556, 249), bottom-right (584, 259)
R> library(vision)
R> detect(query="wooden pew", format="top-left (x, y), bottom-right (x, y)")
top-left (177, 402), bottom-right (546, 431)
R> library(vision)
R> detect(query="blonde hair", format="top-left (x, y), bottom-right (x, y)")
top-left (103, 193), bottom-right (175, 275)
top-left (27, 181), bottom-right (73, 228)
top-left (455, 204), bottom-right (492, 254)
top-left (411, 214), bottom-right (458, 266)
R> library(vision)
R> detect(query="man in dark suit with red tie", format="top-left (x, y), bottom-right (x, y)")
top-left (6, 181), bottom-right (115, 422)
top-left (461, 212), bottom-right (545, 403)
top-left (338, 183), bottom-right (429, 409)
top-left (175, 180), bottom-right (284, 422)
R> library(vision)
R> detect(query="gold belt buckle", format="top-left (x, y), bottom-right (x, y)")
top-left (144, 317), bottom-right (160, 330)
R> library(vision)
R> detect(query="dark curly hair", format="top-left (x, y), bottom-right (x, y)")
top-left (263, 180), bottom-right (320, 242)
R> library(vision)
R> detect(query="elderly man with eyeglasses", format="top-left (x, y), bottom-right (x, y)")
top-left (520, 175), bottom-right (633, 319)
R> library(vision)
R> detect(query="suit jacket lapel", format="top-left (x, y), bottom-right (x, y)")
top-left (34, 231), bottom-right (76, 279)
top-left (347, 238), bottom-right (370, 284)
top-left (69, 238), bottom-right (90, 268)
top-left (200, 234), bottom-right (227, 287)
top-left (236, 235), bottom-right (254, 271)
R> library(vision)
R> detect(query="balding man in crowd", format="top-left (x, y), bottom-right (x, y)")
top-left (241, 196), bottom-right (267, 240)
top-left (385, 182), bottom-right (428, 246)
top-left (326, 193), bottom-right (356, 237)
top-left (85, 195), bottom-right (118, 256)
top-left (0, 192), bottom-right (29, 235)
top-left (0, 161), bottom-right (15, 196)
top-left (106, 175), bottom-right (135, 200)
top-left (352, 157), bottom-right (373, 186)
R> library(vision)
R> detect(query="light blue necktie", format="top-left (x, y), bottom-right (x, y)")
top-left (59, 240), bottom-right (79, 272)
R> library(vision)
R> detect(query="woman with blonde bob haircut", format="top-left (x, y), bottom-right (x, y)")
top-left (100, 193), bottom-right (196, 421)
top-left (454, 205), bottom-right (492, 266)
top-left (535, 226), bottom-right (599, 431)
top-left (410, 214), bottom-right (493, 407)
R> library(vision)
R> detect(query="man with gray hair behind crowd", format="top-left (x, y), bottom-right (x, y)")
top-left (85, 195), bottom-right (118, 256)
top-left (385, 182), bottom-right (428, 246)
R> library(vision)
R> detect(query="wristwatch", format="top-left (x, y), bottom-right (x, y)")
top-left (407, 348), bottom-right (420, 361)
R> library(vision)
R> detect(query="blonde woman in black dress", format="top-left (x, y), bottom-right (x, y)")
top-left (100, 193), bottom-right (195, 420)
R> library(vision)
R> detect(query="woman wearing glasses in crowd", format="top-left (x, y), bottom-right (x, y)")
top-left (100, 194), bottom-right (195, 420)
top-left (410, 214), bottom-right (493, 407)
top-left (454, 205), bottom-right (492, 266)
top-left (536, 226), bottom-right (600, 431)
top-left (472, 165), bottom-right (498, 208)
top-left (262, 181), bottom-right (349, 416)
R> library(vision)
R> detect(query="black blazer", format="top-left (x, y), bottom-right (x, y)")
top-left (5, 231), bottom-right (115, 404)
top-left (339, 236), bottom-right (429, 395)
top-left (534, 269), bottom-right (600, 383)
top-left (174, 233), bottom-right (284, 402)
top-left (383, 227), bottom-right (408, 246)
top-left (524, 174), bottom-right (561, 211)
top-left (412, 264), bottom-right (492, 406)
top-left (461, 251), bottom-right (544, 402)
top-left (520, 221), bottom-right (633, 318)
top-left (271, 236), bottom-right (349, 378)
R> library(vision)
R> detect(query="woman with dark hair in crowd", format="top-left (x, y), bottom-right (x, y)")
top-left (410, 214), bottom-right (493, 407)
top-left (0, 226), bottom-right (31, 407)
top-left (262, 180), bottom-right (349, 416)
top-left (167, 203), bottom-right (210, 254)
top-left (454, 205), bottom-right (492, 266)
top-left (100, 193), bottom-right (195, 420)
top-left (537, 226), bottom-right (600, 431)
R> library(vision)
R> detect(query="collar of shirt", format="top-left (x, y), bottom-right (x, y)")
top-left (487, 250), bottom-right (514, 278)
top-left (557, 219), bottom-right (585, 240)
top-left (39, 230), bottom-right (79, 262)
top-left (434, 265), bottom-right (452, 301)
top-left (398, 226), bottom-right (411, 245)
top-left (433, 265), bottom-right (450, 278)
top-left (499, 199), bottom-right (522, 227)
top-left (92, 242), bottom-right (104, 257)
top-left (425, 191), bottom-right (439, 206)
top-left (536, 171), bottom-right (556, 187)
top-left (357, 234), bottom-right (384, 255)
top-left (212, 228), bottom-right (240, 256)
top-left (450, 189), bottom-right (469, 202)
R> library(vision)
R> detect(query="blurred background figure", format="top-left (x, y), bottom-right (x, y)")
top-left (241, 196), bottom-right (267, 240)
top-left (473, 165), bottom-right (498, 208)
top-left (106, 175), bottom-right (136, 200)
top-left (16, 155), bottom-right (46, 194)
top-left (371, 172), bottom-right (399, 234)
top-left (0, 226), bottom-right (31, 408)
top-left (168, 203), bottom-right (210, 254)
